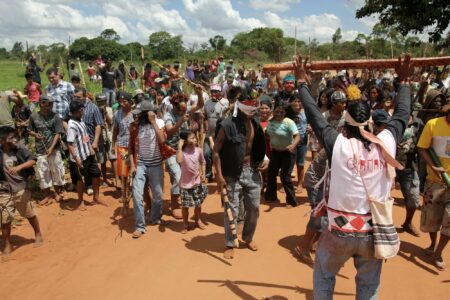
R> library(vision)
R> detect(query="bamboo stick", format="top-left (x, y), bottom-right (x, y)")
top-left (263, 56), bottom-right (450, 72)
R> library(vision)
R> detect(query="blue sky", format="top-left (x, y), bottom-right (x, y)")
top-left (0, 0), bottom-right (378, 49)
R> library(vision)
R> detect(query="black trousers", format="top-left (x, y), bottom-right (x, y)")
top-left (264, 150), bottom-right (298, 206)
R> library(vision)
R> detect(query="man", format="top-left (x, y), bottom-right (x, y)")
top-left (417, 104), bottom-right (450, 271)
top-left (66, 100), bottom-right (107, 210)
top-left (69, 62), bottom-right (79, 80)
top-left (204, 84), bottom-right (229, 182)
top-left (227, 59), bottom-right (236, 74)
top-left (112, 92), bottom-right (135, 202)
top-left (164, 87), bottom-right (204, 219)
top-left (142, 63), bottom-right (158, 90)
top-left (213, 87), bottom-right (268, 259)
top-left (0, 92), bottom-right (15, 128)
top-left (221, 73), bottom-right (234, 99)
top-left (28, 95), bottom-right (65, 204)
top-left (45, 68), bottom-right (75, 121)
top-left (201, 65), bottom-right (213, 87)
top-left (129, 101), bottom-right (166, 237)
top-left (27, 57), bottom-right (44, 85)
top-left (274, 74), bottom-right (297, 105)
top-left (323, 90), bottom-right (346, 131)
top-left (217, 55), bottom-right (225, 74)
top-left (0, 126), bottom-right (43, 257)
top-left (99, 59), bottom-right (118, 107)
top-left (75, 87), bottom-right (105, 192)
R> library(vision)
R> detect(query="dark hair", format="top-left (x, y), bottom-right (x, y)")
top-left (74, 86), bottom-right (87, 98)
top-left (179, 130), bottom-right (196, 149)
top-left (227, 86), bottom-right (242, 102)
top-left (368, 85), bottom-right (383, 103)
top-left (317, 88), bottom-right (333, 110)
top-left (344, 101), bottom-right (372, 150)
top-left (69, 100), bottom-right (85, 114)
top-left (25, 72), bottom-right (33, 79)
top-left (0, 126), bottom-right (16, 140)
top-left (71, 75), bottom-right (81, 83)
top-left (381, 89), bottom-right (391, 101)
top-left (46, 67), bottom-right (57, 76)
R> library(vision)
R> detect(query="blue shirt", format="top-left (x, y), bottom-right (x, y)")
top-left (46, 80), bottom-right (74, 120)
top-left (266, 117), bottom-right (298, 150)
top-left (297, 111), bottom-right (308, 137)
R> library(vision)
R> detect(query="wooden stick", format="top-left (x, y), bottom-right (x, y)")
top-left (221, 188), bottom-right (238, 247)
top-left (141, 47), bottom-right (145, 89)
top-left (152, 60), bottom-right (205, 91)
top-left (263, 56), bottom-right (450, 72)
top-left (77, 58), bottom-right (86, 87)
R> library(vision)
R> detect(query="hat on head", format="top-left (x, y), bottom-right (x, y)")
top-left (283, 74), bottom-right (295, 82)
top-left (331, 90), bottom-right (347, 103)
top-left (69, 100), bottom-right (85, 113)
top-left (372, 109), bottom-right (391, 125)
top-left (133, 89), bottom-right (144, 97)
top-left (95, 93), bottom-right (107, 102)
top-left (132, 100), bottom-right (154, 115)
top-left (39, 95), bottom-right (54, 102)
top-left (210, 83), bottom-right (222, 92)
top-left (117, 91), bottom-right (133, 102)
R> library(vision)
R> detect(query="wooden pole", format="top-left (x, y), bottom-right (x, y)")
top-left (77, 58), bottom-right (86, 87)
top-left (140, 47), bottom-right (145, 89)
top-left (262, 56), bottom-right (450, 72)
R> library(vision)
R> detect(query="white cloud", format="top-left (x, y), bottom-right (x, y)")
top-left (249, 0), bottom-right (300, 13)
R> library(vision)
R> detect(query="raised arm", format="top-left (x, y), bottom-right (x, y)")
top-left (294, 56), bottom-right (339, 160)
top-left (386, 54), bottom-right (413, 143)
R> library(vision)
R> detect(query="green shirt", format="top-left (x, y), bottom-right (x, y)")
top-left (0, 92), bottom-right (14, 127)
top-left (266, 117), bottom-right (298, 150)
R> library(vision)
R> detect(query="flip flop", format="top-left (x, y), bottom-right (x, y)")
top-left (294, 245), bottom-right (314, 265)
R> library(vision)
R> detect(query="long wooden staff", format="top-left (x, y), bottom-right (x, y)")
top-left (263, 56), bottom-right (450, 72)
top-left (141, 47), bottom-right (145, 89)
top-left (221, 188), bottom-right (238, 246)
top-left (152, 60), bottom-right (205, 91)
top-left (77, 58), bottom-right (86, 87)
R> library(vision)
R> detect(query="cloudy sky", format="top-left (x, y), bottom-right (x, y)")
top-left (0, 0), bottom-right (378, 49)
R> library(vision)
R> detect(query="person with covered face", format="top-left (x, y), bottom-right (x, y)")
top-left (213, 87), bottom-right (268, 259)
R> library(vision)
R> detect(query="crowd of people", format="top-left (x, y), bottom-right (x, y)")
top-left (0, 52), bottom-right (449, 299)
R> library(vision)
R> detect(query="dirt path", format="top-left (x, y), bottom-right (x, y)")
top-left (0, 173), bottom-right (448, 300)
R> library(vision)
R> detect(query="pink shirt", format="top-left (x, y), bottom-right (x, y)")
top-left (179, 147), bottom-right (205, 189)
top-left (26, 82), bottom-right (40, 102)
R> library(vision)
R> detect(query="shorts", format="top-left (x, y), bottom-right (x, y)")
top-left (70, 155), bottom-right (101, 185)
top-left (180, 184), bottom-right (208, 208)
top-left (116, 146), bottom-right (130, 177)
top-left (420, 180), bottom-right (450, 237)
top-left (36, 151), bottom-right (66, 189)
top-left (96, 142), bottom-right (106, 164)
top-left (296, 135), bottom-right (308, 166)
top-left (0, 189), bottom-right (35, 225)
top-left (396, 169), bottom-right (420, 209)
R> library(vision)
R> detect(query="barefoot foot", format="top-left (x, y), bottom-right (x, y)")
top-left (34, 233), bottom-right (44, 248)
top-left (246, 241), bottom-right (258, 251)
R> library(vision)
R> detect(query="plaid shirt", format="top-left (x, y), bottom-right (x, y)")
top-left (46, 80), bottom-right (74, 120)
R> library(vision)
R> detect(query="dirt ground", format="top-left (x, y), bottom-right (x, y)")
top-left (0, 164), bottom-right (448, 300)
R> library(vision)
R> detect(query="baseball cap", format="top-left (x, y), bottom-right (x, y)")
top-left (210, 83), bottom-right (222, 92)
top-left (372, 109), bottom-right (391, 125)
top-left (132, 100), bottom-right (154, 115)
top-left (226, 73), bottom-right (234, 80)
top-left (39, 95), bottom-right (54, 102)
top-left (133, 89), bottom-right (144, 98)
top-left (117, 91), bottom-right (133, 102)
top-left (331, 90), bottom-right (347, 103)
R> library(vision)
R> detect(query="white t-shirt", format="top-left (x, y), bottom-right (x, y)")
top-left (327, 130), bottom-right (396, 234)
top-left (66, 119), bottom-right (91, 162)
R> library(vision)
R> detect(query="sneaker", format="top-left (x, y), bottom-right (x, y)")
top-left (132, 230), bottom-right (145, 239)
top-left (87, 187), bottom-right (94, 196)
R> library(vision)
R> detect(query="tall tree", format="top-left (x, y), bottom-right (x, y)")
top-left (356, 0), bottom-right (450, 45)
top-left (148, 31), bottom-right (184, 60)
top-left (332, 28), bottom-right (342, 44)
top-left (100, 29), bottom-right (121, 42)
top-left (11, 41), bottom-right (24, 58)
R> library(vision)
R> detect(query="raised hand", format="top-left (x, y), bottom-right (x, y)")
top-left (395, 53), bottom-right (414, 82)
top-left (293, 55), bottom-right (311, 85)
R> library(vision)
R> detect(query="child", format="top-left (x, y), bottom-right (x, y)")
top-left (0, 126), bottom-right (43, 257)
top-left (24, 72), bottom-right (41, 111)
top-left (176, 130), bottom-right (207, 233)
top-left (10, 91), bottom-right (32, 145)
top-left (66, 100), bottom-right (107, 210)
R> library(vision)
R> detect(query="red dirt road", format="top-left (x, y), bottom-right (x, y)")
top-left (0, 176), bottom-right (448, 300)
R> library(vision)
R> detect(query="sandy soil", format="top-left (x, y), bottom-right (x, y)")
top-left (0, 167), bottom-right (448, 300)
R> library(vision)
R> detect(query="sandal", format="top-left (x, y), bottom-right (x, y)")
top-left (132, 230), bottom-right (144, 239)
top-left (294, 245), bottom-right (314, 265)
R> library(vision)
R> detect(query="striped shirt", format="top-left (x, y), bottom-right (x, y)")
top-left (46, 80), bottom-right (74, 120)
top-left (137, 120), bottom-right (164, 166)
top-left (113, 109), bottom-right (134, 147)
top-left (66, 119), bottom-right (91, 162)
top-left (82, 100), bottom-right (104, 143)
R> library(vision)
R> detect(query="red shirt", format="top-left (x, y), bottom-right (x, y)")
top-left (25, 82), bottom-right (40, 103)
top-left (144, 70), bottom-right (158, 88)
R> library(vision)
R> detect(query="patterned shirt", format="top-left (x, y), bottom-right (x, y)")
top-left (66, 119), bottom-right (91, 162)
top-left (46, 80), bottom-right (75, 120)
top-left (113, 109), bottom-right (134, 147)
top-left (82, 100), bottom-right (104, 143)
top-left (137, 120), bottom-right (164, 166)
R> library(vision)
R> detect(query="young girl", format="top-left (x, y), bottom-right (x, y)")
top-left (177, 130), bottom-right (208, 233)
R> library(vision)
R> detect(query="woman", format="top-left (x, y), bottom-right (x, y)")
top-left (310, 89), bottom-right (332, 159)
top-left (264, 101), bottom-right (300, 207)
top-left (258, 95), bottom-right (273, 194)
top-left (294, 55), bottom-right (412, 299)
top-left (367, 85), bottom-right (383, 110)
top-left (381, 89), bottom-right (395, 115)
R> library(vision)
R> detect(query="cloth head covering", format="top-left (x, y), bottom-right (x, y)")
top-left (283, 74), bottom-right (295, 82)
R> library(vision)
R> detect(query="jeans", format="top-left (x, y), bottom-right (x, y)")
top-left (306, 187), bottom-right (327, 231)
top-left (203, 138), bottom-right (213, 179)
top-left (132, 164), bottom-right (164, 231)
top-left (165, 154), bottom-right (181, 195)
top-left (102, 88), bottom-right (116, 107)
top-left (224, 166), bottom-right (261, 248)
top-left (314, 230), bottom-right (382, 300)
top-left (396, 169), bottom-right (420, 209)
top-left (265, 150), bottom-right (297, 206)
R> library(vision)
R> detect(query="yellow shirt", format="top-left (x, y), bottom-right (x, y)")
top-left (417, 116), bottom-right (450, 183)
